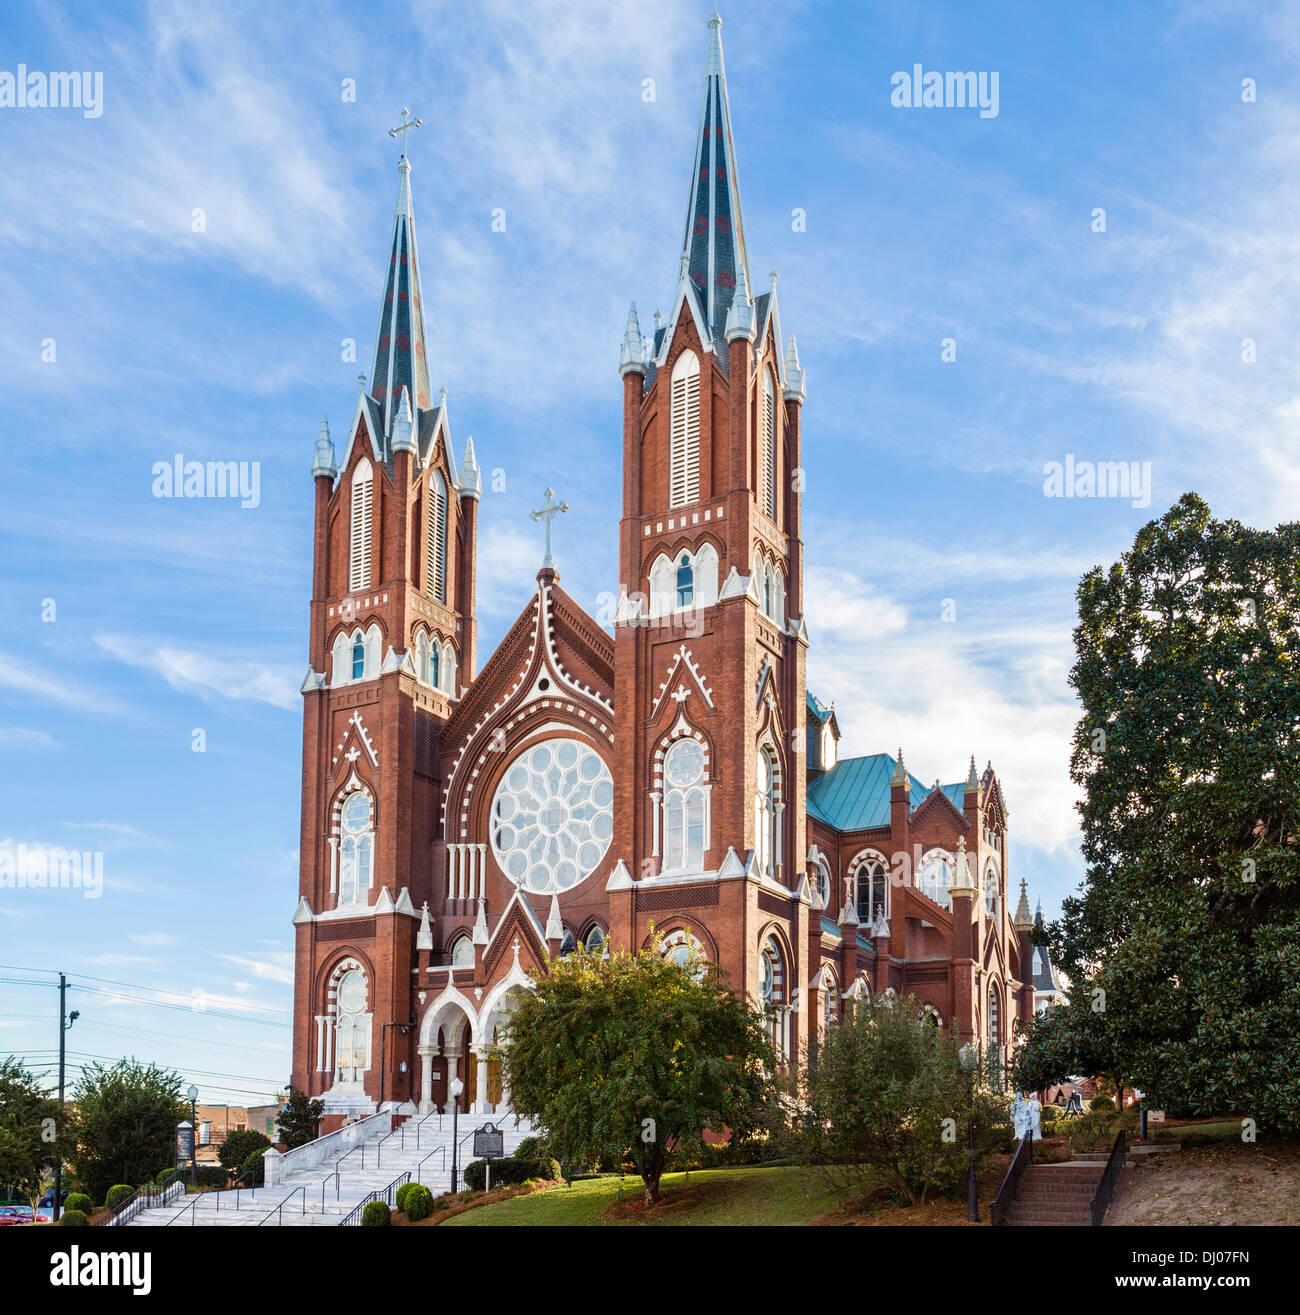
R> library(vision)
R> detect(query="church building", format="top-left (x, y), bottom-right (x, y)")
top-left (290, 11), bottom-right (1040, 1123)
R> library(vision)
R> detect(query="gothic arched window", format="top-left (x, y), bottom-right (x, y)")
top-left (919, 853), bottom-right (953, 910)
top-left (755, 748), bottom-right (777, 878)
top-left (984, 865), bottom-right (1001, 920)
top-left (338, 791), bottom-right (374, 905)
top-left (988, 983), bottom-right (1001, 1048)
top-left (584, 923), bottom-right (606, 953)
top-left (348, 458), bottom-right (373, 593)
top-left (761, 368), bottom-right (777, 521)
top-left (669, 349), bottom-right (701, 509)
top-left (449, 934), bottom-right (474, 967)
top-left (855, 859), bottom-right (887, 924)
top-left (676, 555), bottom-right (694, 608)
top-left (428, 471), bottom-right (448, 604)
top-left (662, 738), bottom-right (707, 873)
top-left (429, 643), bottom-right (440, 690)
top-left (351, 638), bottom-right (365, 681)
top-left (334, 968), bottom-right (370, 1083)
top-left (560, 929), bottom-right (577, 956)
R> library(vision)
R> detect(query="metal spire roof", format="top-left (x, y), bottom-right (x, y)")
top-left (370, 144), bottom-right (433, 447)
top-left (680, 7), bottom-right (751, 346)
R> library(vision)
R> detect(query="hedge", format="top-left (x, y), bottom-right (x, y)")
top-left (65, 1193), bottom-right (92, 1216)
top-left (463, 1157), bottom-right (561, 1191)
top-left (361, 1200), bottom-right (390, 1226)
top-left (404, 1184), bottom-right (433, 1221)
top-left (104, 1184), bottom-right (135, 1212)
top-left (59, 1209), bottom-right (89, 1227)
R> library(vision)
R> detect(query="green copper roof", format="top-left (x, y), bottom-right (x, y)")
top-left (806, 753), bottom-right (966, 833)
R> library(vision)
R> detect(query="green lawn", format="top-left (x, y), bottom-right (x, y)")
top-left (440, 1165), bottom-right (845, 1227)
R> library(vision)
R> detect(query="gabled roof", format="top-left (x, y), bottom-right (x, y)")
top-left (806, 691), bottom-right (840, 739)
top-left (806, 752), bottom-right (966, 833)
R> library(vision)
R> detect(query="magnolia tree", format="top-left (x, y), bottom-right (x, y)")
top-left (501, 933), bottom-right (776, 1205)
top-left (1045, 493), bottom-right (1300, 1129)
top-left (799, 993), bottom-right (1009, 1206)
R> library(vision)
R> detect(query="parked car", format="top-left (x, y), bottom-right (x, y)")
top-left (38, 1189), bottom-right (68, 1208)
top-left (0, 1205), bottom-right (52, 1225)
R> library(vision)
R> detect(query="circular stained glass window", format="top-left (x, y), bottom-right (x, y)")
top-left (489, 737), bottom-right (614, 894)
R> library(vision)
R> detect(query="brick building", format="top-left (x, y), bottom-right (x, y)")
top-left (290, 10), bottom-right (1040, 1122)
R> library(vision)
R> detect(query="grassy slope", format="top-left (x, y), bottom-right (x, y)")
top-left (439, 1166), bottom-right (845, 1227)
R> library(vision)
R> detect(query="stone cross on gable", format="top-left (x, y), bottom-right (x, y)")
top-left (529, 487), bottom-right (569, 571)
top-left (389, 106), bottom-right (422, 156)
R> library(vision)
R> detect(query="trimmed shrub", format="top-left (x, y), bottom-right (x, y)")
top-left (65, 1193), bottom-right (92, 1216)
top-left (361, 1200), bottom-right (390, 1226)
top-left (240, 1148), bottom-right (265, 1187)
top-left (104, 1184), bottom-right (134, 1212)
top-left (59, 1209), bottom-right (89, 1227)
top-left (512, 1135), bottom-right (551, 1161)
top-left (404, 1184), bottom-right (433, 1221)
top-left (217, 1128), bottom-right (271, 1171)
top-left (463, 1157), bottom-right (561, 1191)
top-left (1090, 1096), bottom-right (1116, 1114)
top-left (394, 1181), bottom-right (415, 1213)
top-left (195, 1166), bottom-right (228, 1189)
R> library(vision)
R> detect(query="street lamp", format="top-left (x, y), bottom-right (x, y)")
top-left (186, 1084), bottom-right (199, 1187)
top-left (449, 1077), bottom-right (464, 1193)
top-left (958, 1042), bottom-right (979, 1223)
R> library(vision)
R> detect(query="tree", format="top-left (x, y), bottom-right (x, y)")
top-left (800, 994), bottom-right (1009, 1205)
top-left (1058, 493), bottom-right (1300, 1128)
top-left (1011, 996), bottom-right (1123, 1099)
top-left (0, 1058), bottom-right (63, 1203)
top-left (276, 1091), bottom-right (324, 1150)
top-left (68, 1060), bottom-right (188, 1203)
top-left (502, 934), bottom-right (777, 1205)
top-left (217, 1127), bottom-right (271, 1171)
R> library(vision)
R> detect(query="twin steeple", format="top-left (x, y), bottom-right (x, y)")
top-left (370, 111), bottom-right (434, 443)
top-left (681, 7), bottom-right (751, 346)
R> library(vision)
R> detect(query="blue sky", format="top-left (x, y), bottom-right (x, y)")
top-left (2, 0), bottom-right (1298, 1100)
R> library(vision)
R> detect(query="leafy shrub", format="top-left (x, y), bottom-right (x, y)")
top-left (1090, 1096), bottom-right (1116, 1114)
top-left (240, 1149), bottom-right (265, 1187)
top-left (394, 1181), bottom-right (413, 1213)
top-left (195, 1166), bottom-right (228, 1189)
top-left (217, 1128), bottom-right (271, 1170)
top-left (361, 1200), bottom-right (390, 1226)
top-left (431, 1195), bottom-right (450, 1210)
top-left (463, 1157), bottom-right (561, 1191)
top-left (512, 1135), bottom-right (551, 1161)
top-left (65, 1193), bottom-right (92, 1215)
top-left (104, 1184), bottom-right (134, 1212)
top-left (59, 1209), bottom-right (89, 1227)
top-left (404, 1184), bottom-right (433, 1221)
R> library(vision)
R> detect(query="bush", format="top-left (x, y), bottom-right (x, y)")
top-left (463, 1157), bottom-right (561, 1191)
top-left (404, 1184), bottom-right (433, 1221)
top-left (394, 1181), bottom-right (415, 1213)
top-left (240, 1149), bottom-right (265, 1187)
top-left (361, 1200), bottom-right (390, 1226)
top-left (104, 1184), bottom-right (135, 1212)
top-left (195, 1166), bottom-right (228, 1189)
top-left (512, 1135), bottom-right (551, 1161)
top-left (217, 1128), bottom-right (271, 1171)
top-left (431, 1194), bottom-right (451, 1210)
top-left (64, 1193), bottom-right (92, 1216)
top-left (59, 1209), bottom-right (89, 1227)
top-left (1090, 1096), bottom-right (1116, 1114)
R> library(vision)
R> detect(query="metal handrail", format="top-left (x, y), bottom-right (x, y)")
top-left (230, 1166), bottom-right (257, 1210)
top-left (1089, 1129), bottom-right (1126, 1226)
top-left (414, 1146), bottom-right (446, 1184)
top-left (338, 1171), bottom-right (409, 1227)
top-left (103, 1170), bottom-right (187, 1227)
top-left (337, 1141), bottom-right (365, 1172)
top-left (165, 1193), bottom-right (215, 1227)
top-left (256, 1184), bottom-right (307, 1227)
top-left (989, 1132), bottom-right (1033, 1227)
top-left (415, 1110), bottom-right (443, 1146)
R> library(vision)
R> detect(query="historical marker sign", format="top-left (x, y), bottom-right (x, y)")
top-left (473, 1122), bottom-right (504, 1159)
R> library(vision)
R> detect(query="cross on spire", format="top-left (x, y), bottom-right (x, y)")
top-left (388, 107), bottom-right (422, 157)
top-left (530, 488), bottom-right (569, 571)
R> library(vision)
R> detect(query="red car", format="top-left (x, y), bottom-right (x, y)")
top-left (0, 1205), bottom-right (52, 1225)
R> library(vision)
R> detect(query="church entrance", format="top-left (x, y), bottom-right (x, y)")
top-left (465, 1056), bottom-right (502, 1112)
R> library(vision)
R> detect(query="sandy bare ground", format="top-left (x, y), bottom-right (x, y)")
top-left (1107, 1140), bottom-right (1300, 1226)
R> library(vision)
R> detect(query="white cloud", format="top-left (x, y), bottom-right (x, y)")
top-left (0, 726), bottom-right (58, 749)
top-left (212, 951), bottom-right (295, 987)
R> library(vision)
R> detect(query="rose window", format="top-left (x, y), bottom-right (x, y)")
top-left (489, 738), bottom-right (614, 893)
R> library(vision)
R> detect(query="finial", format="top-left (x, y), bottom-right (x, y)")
top-left (312, 414), bottom-right (337, 479)
top-left (654, 309), bottom-right (663, 329)
top-left (357, 373), bottom-right (367, 389)
top-left (1013, 879), bottom-right (1034, 931)
top-left (389, 107), bottom-right (423, 158)
top-left (620, 301), bottom-right (648, 377)
top-left (769, 268), bottom-right (779, 289)
top-left (530, 488), bottom-right (570, 572)
top-left (891, 749), bottom-right (908, 787)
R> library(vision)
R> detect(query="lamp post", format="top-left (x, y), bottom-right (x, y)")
top-left (958, 1042), bottom-right (979, 1223)
top-left (186, 1084), bottom-right (199, 1187)
top-left (449, 1077), bottom-right (464, 1193)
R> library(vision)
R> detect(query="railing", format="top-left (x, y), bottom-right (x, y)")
top-left (1090, 1130), bottom-right (1127, 1226)
top-left (165, 1194), bottom-right (214, 1226)
top-left (989, 1132), bottom-right (1033, 1227)
top-left (105, 1170), bottom-right (187, 1227)
top-left (338, 1172), bottom-right (409, 1227)
top-left (230, 1166), bottom-right (258, 1210)
top-left (257, 1184), bottom-right (307, 1227)
top-left (320, 1171), bottom-right (342, 1212)
top-left (414, 1146), bottom-right (446, 1185)
top-left (263, 1109), bottom-right (391, 1186)
top-left (337, 1142), bottom-right (366, 1173)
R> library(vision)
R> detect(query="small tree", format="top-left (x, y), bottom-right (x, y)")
top-left (68, 1060), bottom-right (187, 1205)
top-left (503, 933), bottom-right (776, 1205)
top-left (0, 1058), bottom-right (62, 1203)
top-left (800, 994), bottom-right (1009, 1206)
top-left (218, 1128), bottom-right (271, 1171)
top-left (276, 1091), bottom-right (324, 1150)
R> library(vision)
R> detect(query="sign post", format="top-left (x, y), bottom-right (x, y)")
top-left (473, 1121), bottom-right (505, 1192)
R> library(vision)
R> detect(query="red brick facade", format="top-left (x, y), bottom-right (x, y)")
top-left (290, 12), bottom-right (1036, 1120)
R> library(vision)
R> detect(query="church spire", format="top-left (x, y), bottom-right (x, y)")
top-left (370, 110), bottom-right (433, 446)
top-left (681, 7), bottom-right (750, 344)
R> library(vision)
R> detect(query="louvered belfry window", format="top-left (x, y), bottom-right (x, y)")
top-left (669, 349), bottom-right (701, 509)
top-left (761, 369), bottom-right (777, 521)
top-left (428, 471), bottom-right (447, 603)
top-left (348, 458), bottom-right (373, 593)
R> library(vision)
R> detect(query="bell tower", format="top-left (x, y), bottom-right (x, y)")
top-left (610, 10), bottom-right (810, 1017)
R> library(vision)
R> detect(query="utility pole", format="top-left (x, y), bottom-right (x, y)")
top-left (52, 973), bottom-right (78, 1222)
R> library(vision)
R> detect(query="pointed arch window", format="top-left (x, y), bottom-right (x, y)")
top-left (662, 738), bottom-right (707, 873)
top-left (428, 471), bottom-right (447, 604)
top-left (676, 555), bottom-right (694, 608)
top-left (449, 934), bottom-right (475, 967)
top-left (984, 865), bottom-right (1001, 920)
top-left (988, 983), bottom-right (1001, 1049)
top-left (584, 923), bottom-right (606, 953)
top-left (334, 968), bottom-right (370, 1083)
top-left (761, 369), bottom-right (777, 521)
top-left (348, 458), bottom-right (374, 593)
top-left (855, 859), bottom-right (887, 924)
top-left (669, 349), bottom-right (701, 509)
top-left (919, 853), bottom-right (953, 910)
top-left (755, 748), bottom-right (777, 878)
top-left (337, 791), bottom-right (374, 906)
top-left (429, 642), bottom-right (440, 689)
top-left (351, 638), bottom-right (365, 681)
